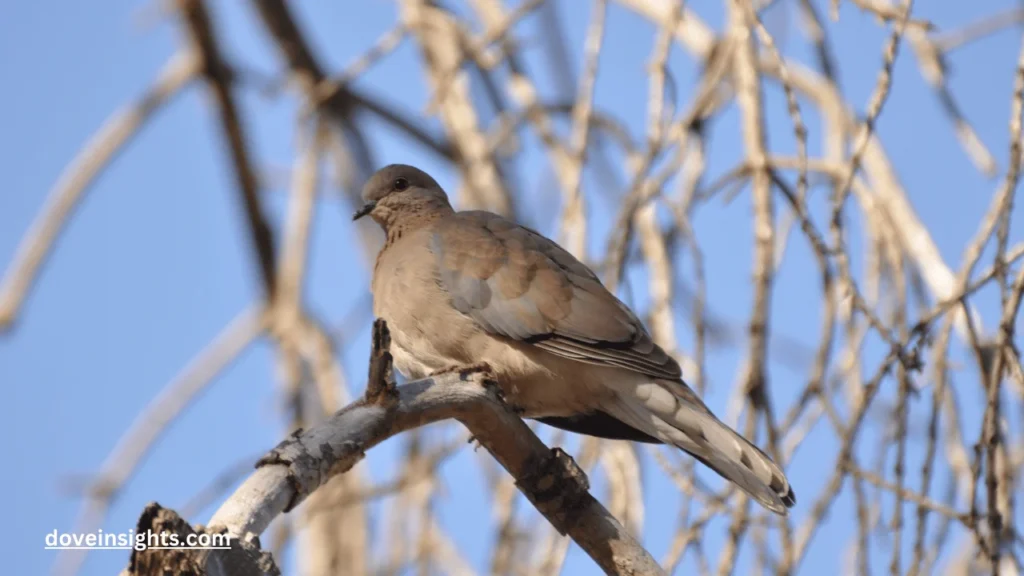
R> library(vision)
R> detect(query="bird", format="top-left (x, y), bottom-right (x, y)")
top-left (354, 163), bottom-right (796, 515)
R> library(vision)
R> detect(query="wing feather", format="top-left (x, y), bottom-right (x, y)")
top-left (432, 211), bottom-right (681, 380)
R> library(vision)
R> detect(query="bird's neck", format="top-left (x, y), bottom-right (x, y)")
top-left (382, 200), bottom-right (453, 247)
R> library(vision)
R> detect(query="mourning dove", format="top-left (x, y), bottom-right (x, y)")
top-left (355, 164), bottom-right (796, 515)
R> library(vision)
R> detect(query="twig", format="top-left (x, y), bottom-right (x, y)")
top-left (559, 0), bottom-right (607, 258)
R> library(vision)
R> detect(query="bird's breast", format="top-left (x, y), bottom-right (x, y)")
top-left (372, 236), bottom-right (476, 377)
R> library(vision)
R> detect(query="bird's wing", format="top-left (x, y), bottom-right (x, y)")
top-left (431, 211), bottom-right (681, 380)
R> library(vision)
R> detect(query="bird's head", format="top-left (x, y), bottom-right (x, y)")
top-left (354, 164), bottom-right (452, 228)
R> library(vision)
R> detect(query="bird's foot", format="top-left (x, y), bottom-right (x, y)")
top-left (428, 362), bottom-right (493, 380)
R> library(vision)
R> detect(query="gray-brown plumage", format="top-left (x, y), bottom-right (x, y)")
top-left (356, 164), bottom-right (796, 515)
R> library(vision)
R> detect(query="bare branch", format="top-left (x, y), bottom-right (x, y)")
top-left (206, 320), bottom-right (665, 576)
top-left (0, 51), bottom-right (197, 330)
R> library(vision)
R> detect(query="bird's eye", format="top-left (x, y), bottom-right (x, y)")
top-left (393, 177), bottom-right (410, 191)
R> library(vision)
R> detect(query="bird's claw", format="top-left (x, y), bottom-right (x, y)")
top-left (428, 362), bottom-right (493, 380)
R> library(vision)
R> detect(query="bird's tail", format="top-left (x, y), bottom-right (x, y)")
top-left (603, 378), bottom-right (796, 515)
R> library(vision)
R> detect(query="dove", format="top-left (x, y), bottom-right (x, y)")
top-left (354, 164), bottom-right (796, 514)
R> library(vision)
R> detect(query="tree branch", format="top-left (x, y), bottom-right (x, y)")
top-left (177, 0), bottom-right (277, 298)
top-left (0, 51), bottom-right (197, 331)
top-left (127, 320), bottom-right (664, 575)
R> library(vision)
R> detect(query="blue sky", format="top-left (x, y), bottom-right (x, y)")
top-left (2, 1), bottom-right (1022, 574)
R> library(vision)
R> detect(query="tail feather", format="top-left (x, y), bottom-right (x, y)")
top-left (604, 379), bottom-right (796, 515)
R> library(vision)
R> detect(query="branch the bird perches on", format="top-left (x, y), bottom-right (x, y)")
top-left (124, 319), bottom-right (663, 576)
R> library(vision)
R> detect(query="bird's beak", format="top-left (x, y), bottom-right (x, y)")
top-left (353, 201), bottom-right (376, 221)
